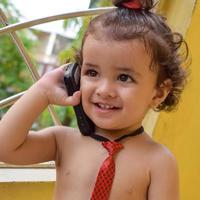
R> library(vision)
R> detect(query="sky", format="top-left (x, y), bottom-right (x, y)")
top-left (10, 0), bottom-right (91, 37)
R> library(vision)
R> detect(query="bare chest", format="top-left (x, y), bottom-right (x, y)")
top-left (54, 143), bottom-right (150, 200)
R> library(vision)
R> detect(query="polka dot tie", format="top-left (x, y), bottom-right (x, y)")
top-left (91, 141), bottom-right (123, 200)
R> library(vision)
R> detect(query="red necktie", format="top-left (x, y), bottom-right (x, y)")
top-left (91, 141), bottom-right (123, 200)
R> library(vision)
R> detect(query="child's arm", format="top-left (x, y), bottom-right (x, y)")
top-left (0, 67), bottom-right (80, 165)
top-left (148, 145), bottom-right (179, 200)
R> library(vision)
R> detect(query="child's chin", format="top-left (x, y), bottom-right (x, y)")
top-left (91, 116), bottom-right (123, 130)
top-left (95, 122), bottom-right (120, 131)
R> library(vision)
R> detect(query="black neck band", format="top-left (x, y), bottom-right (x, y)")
top-left (89, 126), bottom-right (144, 142)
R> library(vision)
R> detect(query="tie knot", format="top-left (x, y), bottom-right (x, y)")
top-left (102, 141), bottom-right (123, 155)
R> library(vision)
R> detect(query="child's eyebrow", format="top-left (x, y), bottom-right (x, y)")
top-left (115, 66), bottom-right (141, 77)
top-left (84, 62), bottom-right (99, 68)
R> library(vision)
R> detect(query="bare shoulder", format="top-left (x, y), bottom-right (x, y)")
top-left (53, 125), bottom-right (81, 142)
top-left (50, 126), bottom-right (82, 165)
top-left (51, 125), bottom-right (81, 144)
top-left (43, 125), bottom-right (81, 150)
top-left (144, 135), bottom-right (178, 169)
top-left (143, 134), bottom-right (179, 200)
top-left (31, 125), bottom-right (79, 148)
top-left (126, 132), bottom-right (177, 164)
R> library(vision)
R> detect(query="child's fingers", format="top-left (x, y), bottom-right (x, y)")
top-left (65, 91), bottom-right (81, 106)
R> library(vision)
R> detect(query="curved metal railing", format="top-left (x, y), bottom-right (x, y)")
top-left (0, 7), bottom-right (113, 35)
top-left (0, 7), bottom-right (114, 125)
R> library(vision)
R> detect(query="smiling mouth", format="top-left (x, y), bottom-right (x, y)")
top-left (95, 103), bottom-right (119, 110)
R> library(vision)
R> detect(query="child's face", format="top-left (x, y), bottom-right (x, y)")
top-left (80, 35), bottom-right (158, 134)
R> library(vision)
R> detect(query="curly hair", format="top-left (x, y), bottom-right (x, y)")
top-left (75, 0), bottom-right (189, 112)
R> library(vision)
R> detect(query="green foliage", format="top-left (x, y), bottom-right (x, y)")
top-left (59, 16), bottom-right (92, 63)
top-left (0, 0), bottom-right (21, 24)
top-left (58, 0), bottom-right (112, 63)
top-left (89, 0), bottom-right (111, 8)
top-left (0, 0), bottom-right (36, 124)
top-left (55, 105), bottom-right (77, 127)
top-left (0, 33), bottom-right (35, 100)
top-left (35, 105), bottom-right (78, 129)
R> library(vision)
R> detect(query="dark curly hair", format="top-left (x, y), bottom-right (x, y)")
top-left (75, 0), bottom-right (189, 112)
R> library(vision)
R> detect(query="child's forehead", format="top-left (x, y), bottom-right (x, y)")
top-left (84, 36), bottom-right (143, 56)
top-left (83, 35), bottom-right (153, 72)
top-left (84, 34), bottom-right (145, 48)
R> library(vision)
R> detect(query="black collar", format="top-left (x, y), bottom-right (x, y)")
top-left (89, 126), bottom-right (144, 142)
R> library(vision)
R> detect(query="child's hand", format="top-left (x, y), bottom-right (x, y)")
top-left (36, 66), bottom-right (81, 106)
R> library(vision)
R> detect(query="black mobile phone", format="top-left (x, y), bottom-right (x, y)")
top-left (63, 63), bottom-right (95, 136)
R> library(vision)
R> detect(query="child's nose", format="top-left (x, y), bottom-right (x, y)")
top-left (96, 80), bottom-right (117, 98)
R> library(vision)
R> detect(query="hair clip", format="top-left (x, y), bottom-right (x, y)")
top-left (122, 0), bottom-right (142, 9)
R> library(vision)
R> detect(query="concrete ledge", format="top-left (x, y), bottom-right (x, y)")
top-left (0, 168), bottom-right (56, 182)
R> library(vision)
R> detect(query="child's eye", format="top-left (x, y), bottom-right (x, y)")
top-left (118, 74), bottom-right (134, 83)
top-left (86, 69), bottom-right (98, 77)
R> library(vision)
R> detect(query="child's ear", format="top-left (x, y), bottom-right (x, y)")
top-left (150, 79), bottom-right (172, 109)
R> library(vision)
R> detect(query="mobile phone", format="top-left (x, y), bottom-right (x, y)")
top-left (63, 63), bottom-right (95, 136)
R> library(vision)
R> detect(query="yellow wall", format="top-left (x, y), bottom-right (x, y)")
top-left (153, 0), bottom-right (200, 199)
top-left (0, 182), bottom-right (54, 200)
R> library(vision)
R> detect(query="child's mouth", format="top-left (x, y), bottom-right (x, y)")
top-left (95, 103), bottom-right (119, 110)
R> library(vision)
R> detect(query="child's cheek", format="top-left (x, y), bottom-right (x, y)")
top-left (80, 80), bottom-right (88, 100)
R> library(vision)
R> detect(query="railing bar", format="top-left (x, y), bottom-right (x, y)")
top-left (0, 92), bottom-right (25, 109)
top-left (0, 7), bottom-right (114, 35)
top-left (0, 10), bottom-right (61, 125)
top-left (0, 92), bottom-right (62, 126)
top-left (0, 8), bottom-right (8, 25)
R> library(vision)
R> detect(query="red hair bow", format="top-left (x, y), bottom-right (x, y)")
top-left (122, 0), bottom-right (142, 9)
